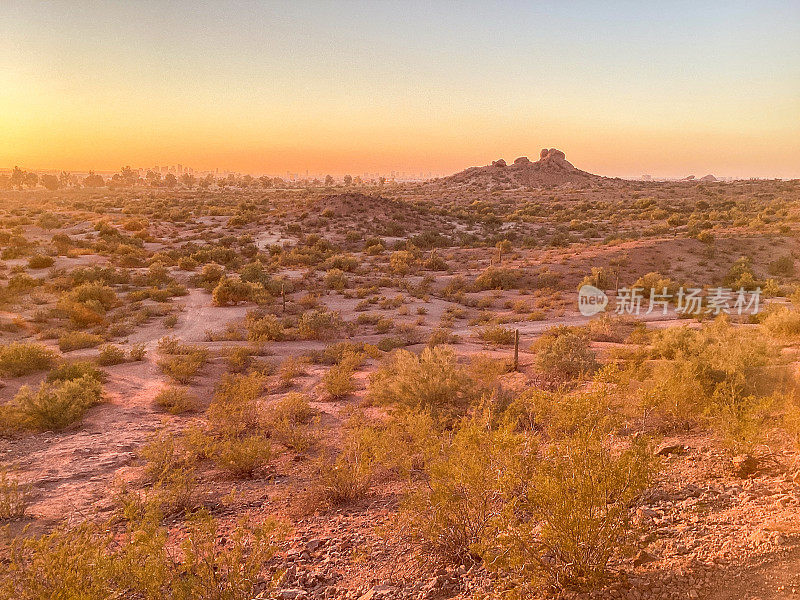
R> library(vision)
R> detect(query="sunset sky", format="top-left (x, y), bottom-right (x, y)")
top-left (2, 1), bottom-right (799, 178)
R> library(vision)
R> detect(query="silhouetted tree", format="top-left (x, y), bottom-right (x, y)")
top-left (83, 171), bottom-right (105, 187)
top-left (164, 173), bottom-right (177, 188)
top-left (343, 174), bottom-right (352, 186)
top-left (10, 166), bottom-right (25, 189)
top-left (40, 174), bottom-right (59, 190)
top-left (324, 174), bottom-right (334, 187)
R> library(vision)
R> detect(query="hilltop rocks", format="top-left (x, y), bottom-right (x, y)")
top-left (540, 148), bottom-right (566, 161)
top-left (437, 147), bottom-right (604, 189)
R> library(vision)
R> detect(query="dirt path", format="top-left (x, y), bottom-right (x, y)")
top-left (710, 547), bottom-right (800, 599)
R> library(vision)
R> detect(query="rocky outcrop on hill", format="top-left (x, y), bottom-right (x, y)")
top-left (437, 148), bottom-right (605, 188)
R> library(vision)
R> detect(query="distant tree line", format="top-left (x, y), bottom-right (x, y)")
top-left (0, 166), bottom-right (384, 191)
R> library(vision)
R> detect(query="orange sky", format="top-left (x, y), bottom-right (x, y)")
top-left (2, 1), bottom-right (799, 179)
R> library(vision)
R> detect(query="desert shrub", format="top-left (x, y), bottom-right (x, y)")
top-left (578, 266), bottom-right (615, 290)
top-left (297, 309), bottom-right (344, 340)
top-left (762, 307), bottom-right (800, 338)
top-left (47, 361), bottom-right (106, 384)
top-left (265, 393), bottom-right (318, 451)
top-left (484, 427), bottom-right (655, 590)
top-left (212, 434), bottom-right (271, 478)
top-left (642, 320), bottom-right (783, 430)
top-left (477, 325), bottom-right (515, 346)
top-left (313, 428), bottom-right (377, 505)
top-left (632, 271), bottom-right (676, 296)
top-left (533, 327), bottom-right (598, 379)
top-left (245, 311), bottom-right (284, 342)
top-left (369, 347), bottom-right (476, 419)
top-left (207, 372), bottom-right (266, 437)
top-left (3, 375), bottom-right (103, 431)
top-left (401, 420), bottom-right (528, 562)
top-left (768, 254), bottom-right (794, 277)
top-left (473, 266), bottom-right (521, 291)
top-left (278, 356), bottom-right (307, 387)
top-left (0, 342), bottom-right (57, 377)
top-left (0, 468), bottom-right (29, 519)
top-left (324, 268), bottom-right (347, 291)
top-left (154, 386), bottom-right (197, 414)
top-left (129, 343), bottom-right (147, 361)
top-left (157, 344), bottom-right (208, 384)
top-left (428, 327), bottom-right (459, 347)
top-left (97, 344), bottom-right (126, 366)
top-left (401, 391), bottom-right (656, 590)
top-left (389, 250), bottom-right (416, 275)
top-left (321, 352), bottom-right (362, 399)
top-left (212, 276), bottom-right (254, 306)
top-left (58, 331), bottom-right (104, 352)
top-left (0, 509), bottom-right (281, 600)
top-left (28, 254), bottom-right (54, 269)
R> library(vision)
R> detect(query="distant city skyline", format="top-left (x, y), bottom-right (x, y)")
top-left (2, 1), bottom-right (799, 179)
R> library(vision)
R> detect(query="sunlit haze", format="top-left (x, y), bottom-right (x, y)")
top-left (2, 0), bottom-right (799, 178)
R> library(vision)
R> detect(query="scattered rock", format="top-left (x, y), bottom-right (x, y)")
top-left (633, 550), bottom-right (658, 566)
top-left (655, 444), bottom-right (687, 457)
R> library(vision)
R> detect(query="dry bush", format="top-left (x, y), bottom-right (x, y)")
top-left (278, 356), bottom-right (307, 387)
top-left (533, 326), bottom-right (598, 380)
top-left (0, 341), bottom-right (57, 377)
top-left (642, 320), bottom-right (783, 435)
top-left (154, 387), bottom-right (197, 414)
top-left (762, 307), bottom-right (800, 339)
top-left (265, 393), bottom-right (319, 451)
top-left (2, 375), bottom-right (104, 431)
top-left (0, 509), bottom-right (282, 600)
top-left (297, 309), bottom-right (344, 340)
top-left (321, 351), bottom-right (362, 399)
top-left (400, 392), bottom-right (656, 591)
top-left (46, 360), bottom-right (106, 384)
top-left (245, 311), bottom-right (284, 342)
top-left (58, 331), bottom-right (103, 352)
top-left (477, 325), bottom-right (516, 346)
top-left (0, 467), bottom-right (29, 520)
top-left (212, 434), bottom-right (271, 478)
top-left (97, 344), bottom-right (126, 366)
top-left (129, 343), bottom-right (147, 361)
top-left (369, 346), bottom-right (476, 420)
top-left (156, 340), bottom-right (209, 384)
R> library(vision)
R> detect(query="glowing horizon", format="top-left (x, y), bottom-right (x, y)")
top-left (2, 1), bottom-right (799, 179)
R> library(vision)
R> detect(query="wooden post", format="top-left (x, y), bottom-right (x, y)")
top-left (513, 329), bottom-right (519, 371)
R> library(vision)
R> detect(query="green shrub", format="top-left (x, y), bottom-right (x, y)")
top-left (0, 342), bottom-right (57, 377)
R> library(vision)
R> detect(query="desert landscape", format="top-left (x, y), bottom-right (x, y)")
top-left (2, 2), bottom-right (799, 598)
top-left (1, 151), bottom-right (800, 599)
